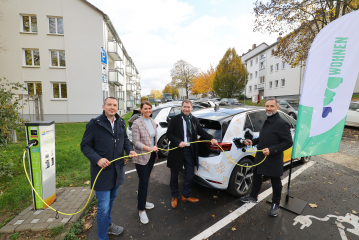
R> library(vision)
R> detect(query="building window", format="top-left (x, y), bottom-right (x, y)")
top-left (50, 50), bottom-right (66, 67)
top-left (250, 73), bottom-right (253, 79)
top-left (276, 63), bottom-right (279, 71)
top-left (21, 15), bottom-right (37, 33)
top-left (260, 54), bottom-right (265, 59)
top-left (249, 86), bottom-right (252, 92)
top-left (23, 49), bottom-right (40, 66)
top-left (282, 62), bottom-right (286, 69)
top-left (255, 71), bottom-right (257, 78)
top-left (255, 57), bottom-right (258, 64)
top-left (281, 79), bottom-right (285, 87)
top-left (52, 82), bottom-right (67, 99)
top-left (254, 85), bottom-right (257, 91)
top-left (270, 65), bottom-right (273, 73)
top-left (260, 76), bottom-right (265, 83)
top-left (260, 62), bottom-right (265, 69)
top-left (250, 60), bottom-right (253, 67)
top-left (269, 81), bottom-right (272, 89)
top-left (49, 17), bottom-right (64, 34)
top-left (275, 80), bottom-right (279, 88)
top-left (26, 82), bottom-right (42, 95)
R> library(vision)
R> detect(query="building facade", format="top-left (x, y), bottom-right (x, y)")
top-left (0, 0), bottom-right (141, 122)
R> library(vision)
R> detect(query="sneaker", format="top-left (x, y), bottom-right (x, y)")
top-left (139, 211), bottom-right (149, 224)
top-left (108, 223), bottom-right (124, 235)
top-left (240, 195), bottom-right (258, 203)
top-left (145, 202), bottom-right (154, 209)
top-left (269, 203), bottom-right (280, 217)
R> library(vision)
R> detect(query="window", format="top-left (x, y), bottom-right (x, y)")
top-left (270, 65), bottom-right (273, 73)
top-left (21, 15), bottom-right (37, 33)
top-left (52, 82), bottom-right (67, 99)
top-left (269, 81), bottom-right (273, 89)
top-left (279, 112), bottom-right (296, 128)
top-left (244, 115), bottom-right (254, 132)
top-left (50, 50), bottom-right (66, 67)
top-left (26, 82), bottom-right (42, 95)
top-left (282, 62), bottom-right (286, 69)
top-left (281, 79), bottom-right (285, 87)
top-left (48, 17), bottom-right (64, 34)
top-left (255, 71), bottom-right (258, 78)
top-left (260, 76), bottom-right (265, 83)
top-left (248, 111), bottom-right (267, 132)
top-left (169, 107), bottom-right (181, 116)
top-left (250, 73), bottom-right (253, 79)
top-left (250, 60), bottom-right (253, 67)
top-left (260, 62), bottom-right (265, 69)
top-left (255, 57), bottom-right (258, 64)
top-left (249, 86), bottom-right (252, 92)
top-left (260, 54), bottom-right (265, 59)
top-left (275, 80), bottom-right (279, 88)
top-left (254, 85), bottom-right (257, 91)
top-left (276, 63), bottom-right (279, 71)
top-left (23, 49), bottom-right (40, 66)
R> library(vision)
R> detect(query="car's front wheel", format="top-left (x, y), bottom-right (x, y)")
top-left (300, 156), bottom-right (311, 163)
top-left (158, 135), bottom-right (170, 157)
top-left (227, 158), bottom-right (254, 197)
top-left (289, 112), bottom-right (297, 120)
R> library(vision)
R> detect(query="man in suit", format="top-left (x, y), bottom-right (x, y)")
top-left (166, 100), bottom-right (218, 208)
top-left (81, 97), bottom-right (137, 240)
top-left (240, 98), bottom-right (293, 217)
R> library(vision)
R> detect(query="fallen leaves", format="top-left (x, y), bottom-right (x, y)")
top-left (352, 210), bottom-right (358, 215)
top-left (212, 215), bottom-right (215, 218)
top-left (308, 203), bottom-right (317, 208)
top-left (213, 196), bottom-right (218, 199)
top-left (84, 181), bottom-right (90, 185)
top-left (69, 184), bottom-right (73, 187)
top-left (232, 227), bottom-right (236, 231)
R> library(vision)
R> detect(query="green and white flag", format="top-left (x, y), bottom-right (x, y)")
top-left (292, 10), bottom-right (359, 158)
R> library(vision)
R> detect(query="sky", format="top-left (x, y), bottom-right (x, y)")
top-left (87, 0), bottom-right (279, 96)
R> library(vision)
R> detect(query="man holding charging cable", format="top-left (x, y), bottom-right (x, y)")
top-left (240, 98), bottom-right (293, 217)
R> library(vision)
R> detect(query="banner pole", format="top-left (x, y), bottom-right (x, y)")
top-left (285, 158), bottom-right (294, 202)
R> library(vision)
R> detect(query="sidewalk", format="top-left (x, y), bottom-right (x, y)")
top-left (0, 186), bottom-right (95, 233)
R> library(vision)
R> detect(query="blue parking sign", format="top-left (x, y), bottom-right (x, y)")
top-left (101, 48), bottom-right (107, 64)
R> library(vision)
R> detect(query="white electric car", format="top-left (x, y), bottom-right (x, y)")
top-left (191, 106), bottom-right (309, 197)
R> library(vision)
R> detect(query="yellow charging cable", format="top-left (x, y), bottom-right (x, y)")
top-left (22, 140), bottom-right (264, 216)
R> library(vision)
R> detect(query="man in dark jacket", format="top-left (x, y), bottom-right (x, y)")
top-left (81, 97), bottom-right (137, 240)
top-left (166, 100), bottom-right (218, 209)
top-left (240, 98), bottom-right (293, 217)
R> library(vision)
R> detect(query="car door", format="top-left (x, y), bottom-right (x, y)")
top-left (279, 100), bottom-right (290, 114)
top-left (278, 111), bottom-right (296, 162)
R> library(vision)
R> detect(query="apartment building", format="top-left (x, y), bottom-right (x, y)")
top-left (0, 0), bottom-right (141, 122)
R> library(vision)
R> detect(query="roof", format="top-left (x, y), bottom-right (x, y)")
top-left (192, 106), bottom-right (262, 121)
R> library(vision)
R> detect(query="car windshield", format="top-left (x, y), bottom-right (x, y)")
top-left (349, 102), bottom-right (359, 110)
top-left (287, 100), bottom-right (299, 107)
top-left (228, 99), bottom-right (238, 103)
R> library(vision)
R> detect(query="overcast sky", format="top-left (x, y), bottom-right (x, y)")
top-left (87, 0), bottom-right (278, 96)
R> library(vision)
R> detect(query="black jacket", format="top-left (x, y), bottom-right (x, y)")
top-left (166, 114), bottom-right (213, 171)
top-left (81, 111), bottom-right (133, 191)
top-left (252, 112), bottom-right (293, 177)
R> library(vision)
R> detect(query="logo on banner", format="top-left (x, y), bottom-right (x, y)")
top-left (101, 48), bottom-right (107, 64)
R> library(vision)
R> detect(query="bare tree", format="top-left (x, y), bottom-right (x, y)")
top-left (170, 60), bottom-right (198, 99)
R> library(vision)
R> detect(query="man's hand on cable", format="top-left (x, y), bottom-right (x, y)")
top-left (244, 139), bottom-right (253, 146)
top-left (179, 141), bottom-right (187, 148)
top-left (263, 148), bottom-right (270, 156)
top-left (97, 158), bottom-right (111, 169)
top-left (211, 139), bottom-right (218, 145)
top-left (128, 151), bottom-right (138, 158)
top-left (149, 146), bottom-right (159, 152)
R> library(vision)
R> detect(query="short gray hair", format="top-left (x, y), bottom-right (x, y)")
top-left (182, 99), bottom-right (193, 106)
top-left (266, 98), bottom-right (279, 106)
top-left (104, 97), bottom-right (117, 105)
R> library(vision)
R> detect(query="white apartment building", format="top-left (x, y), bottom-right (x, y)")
top-left (0, 0), bottom-right (141, 122)
top-left (242, 42), bottom-right (359, 100)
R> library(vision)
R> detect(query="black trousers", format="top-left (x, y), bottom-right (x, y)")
top-left (250, 169), bottom-right (282, 204)
top-left (170, 147), bottom-right (195, 198)
top-left (135, 152), bottom-right (156, 211)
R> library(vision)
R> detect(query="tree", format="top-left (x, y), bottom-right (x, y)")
top-left (213, 48), bottom-right (248, 98)
top-left (191, 64), bottom-right (216, 97)
top-left (150, 89), bottom-right (162, 99)
top-left (253, 0), bottom-right (359, 67)
top-left (162, 84), bottom-right (179, 99)
top-left (170, 60), bottom-right (198, 99)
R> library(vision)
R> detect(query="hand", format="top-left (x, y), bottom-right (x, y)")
top-left (179, 141), bottom-right (186, 148)
top-left (244, 139), bottom-right (252, 146)
top-left (97, 158), bottom-right (111, 169)
top-left (151, 146), bottom-right (159, 152)
top-left (263, 148), bottom-right (270, 156)
top-left (128, 151), bottom-right (137, 158)
top-left (211, 139), bottom-right (218, 145)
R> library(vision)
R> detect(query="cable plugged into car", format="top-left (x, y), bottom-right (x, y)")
top-left (233, 138), bottom-right (248, 152)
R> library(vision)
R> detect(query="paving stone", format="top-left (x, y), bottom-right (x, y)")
top-left (30, 223), bottom-right (50, 232)
top-left (21, 211), bottom-right (35, 220)
top-left (67, 195), bottom-right (76, 202)
top-left (14, 224), bottom-right (34, 232)
top-left (47, 223), bottom-right (64, 229)
top-left (30, 219), bottom-right (40, 224)
top-left (7, 215), bottom-right (22, 225)
top-left (14, 220), bottom-right (24, 225)
top-left (0, 224), bottom-right (17, 233)
top-left (18, 206), bottom-right (33, 216)
top-left (46, 218), bottom-right (55, 223)
top-left (33, 210), bottom-right (43, 215)
top-left (63, 192), bottom-right (74, 200)
top-left (35, 209), bottom-right (49, 218)
top-left (23, 214), bottom-right (37, 224)
top-left (73, 202), bottom-right (82, 209)
top-left (60, 201), bottom-right (70, 209)
top-left (38, 213), bottom-right (53, 224)
top-left (61, 218), bottom-right (71, 223)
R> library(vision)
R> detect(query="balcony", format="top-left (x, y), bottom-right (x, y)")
top-left (118, 99), bottom-right (125, 110)
top-left (259, 69), bottom-right (266, 77)
top-left (136, 76), bottom-right (141, 84)
top-left (129, 96), bottom-right (135, 101)
top-left (126, 65), bottom-right (134, 77)
top-left (126, 101), bottom-right (134, 108)
top-left (126, 83), bottom-right (135, 92)
top-left (107, 41), bottom-right (123, 61)
top-left (258, 83), bottom-right (264, 90)
top-left (108, 69), bottom-right (124, 86)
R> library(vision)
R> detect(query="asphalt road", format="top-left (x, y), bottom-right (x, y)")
top-left (86, 135), bottom-right (359, 240)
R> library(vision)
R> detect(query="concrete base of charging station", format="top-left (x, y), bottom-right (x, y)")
top-left (0, 186), bottom-right (95, 235)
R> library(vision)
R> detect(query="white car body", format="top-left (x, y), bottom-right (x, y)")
top-left (345, 101), bottom-right (359, 127)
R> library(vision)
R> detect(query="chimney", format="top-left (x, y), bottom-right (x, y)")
top-left (252, 44), bottom-right (256, 50)
top-left (248, 49), bottom-right (251, 52)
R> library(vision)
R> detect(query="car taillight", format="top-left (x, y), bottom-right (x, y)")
top-left (207, 142), bottom-right (232, 151)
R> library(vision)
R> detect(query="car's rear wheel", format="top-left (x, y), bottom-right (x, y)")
top-left (227, 158), bottom-right (254, 197)
top-left (158, 135), bottom-right (170, 157)
top-left (300, 156), bottom-right (311, 163)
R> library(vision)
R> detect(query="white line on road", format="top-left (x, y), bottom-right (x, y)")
top-left (125, 160), bottom-right (167, 175)
top-left (191, 161), bottom-right (315, 240)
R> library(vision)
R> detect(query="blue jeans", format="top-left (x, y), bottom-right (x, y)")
top-left (95, 185), bottom-right (120, 240)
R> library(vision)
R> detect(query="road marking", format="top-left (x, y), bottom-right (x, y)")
top-left (191, 161), bottom-right (315, 240)
top-left (125, 160), bottom-right (167, 175)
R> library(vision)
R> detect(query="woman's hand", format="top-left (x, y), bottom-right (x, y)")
top-left (151, 146), bottom-right (159, 152)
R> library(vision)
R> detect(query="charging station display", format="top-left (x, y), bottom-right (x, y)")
top-left (25, 121), bottom-right (56, 210)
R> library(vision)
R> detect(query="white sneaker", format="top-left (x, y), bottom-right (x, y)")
top-left (139, 211), bottom-right (149, 224)
top-left (145, 202), bottom-right (154, 209)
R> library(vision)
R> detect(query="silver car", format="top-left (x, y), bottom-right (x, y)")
top-left (346, 101), bottom-right (359, 127)
top-left (278, 99), bottom-right (299, 119)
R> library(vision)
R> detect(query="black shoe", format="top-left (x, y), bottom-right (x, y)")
top-left (269, 203), bottom-right (280, 217)
top-left (240, 195), bottom-right (258, 203)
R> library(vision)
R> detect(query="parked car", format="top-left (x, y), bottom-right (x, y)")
top-left (345, 101), bottom-right (359, 127)
top-left (191, 105), bottom-right (309, 197)
top-left (126, 103), bottom-right (206, 157)
top-left (278, 99), bottom-right (299, 119)
top-left (227, 98), bottom-right (242, 105)
top-left (193, 100), bottom-right (216, 108)
top-left (154, 99), bottom-right (161, 103)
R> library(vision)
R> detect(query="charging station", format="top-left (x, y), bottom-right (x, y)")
top-left (25, 121), bottom-right (56, 210)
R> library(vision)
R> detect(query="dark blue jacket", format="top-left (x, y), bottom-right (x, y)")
top-left (81, 111), bottom-right (133, 191)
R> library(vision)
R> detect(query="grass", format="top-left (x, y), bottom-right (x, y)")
top-left (352, 94), bottom-right (359, 100)
top-left (238, 100), bottom-right (266, 107)
top-left (49, 224), bottom-right (64, 237)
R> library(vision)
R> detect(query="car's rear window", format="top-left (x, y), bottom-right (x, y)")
top-left (199, 119), bottom-right (222, 141)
